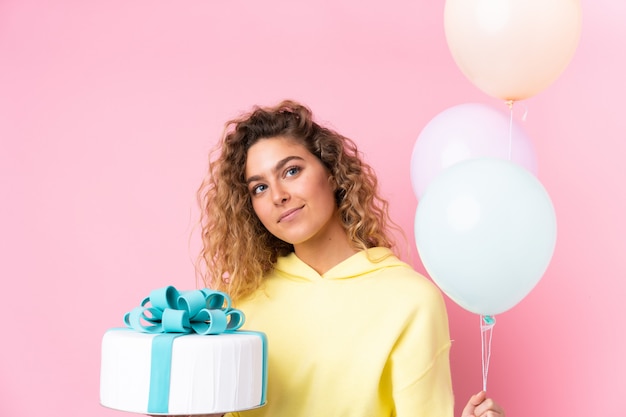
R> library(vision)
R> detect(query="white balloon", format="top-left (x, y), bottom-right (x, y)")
top-left (414, 158), bottom-right (556, 316)
top-left (410, 103), bottom-right (537, 200)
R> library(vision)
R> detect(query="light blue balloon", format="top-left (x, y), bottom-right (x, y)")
top-left (414, 158), bottom-right (557, 316)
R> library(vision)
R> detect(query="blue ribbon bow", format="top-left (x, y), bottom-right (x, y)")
top-left (122, 286), bottom-right (250, 413)
top-left (124, 286), bottom-right (244, 335)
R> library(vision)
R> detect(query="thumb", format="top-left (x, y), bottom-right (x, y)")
top-left (461, 391), bottom-right (487, 417)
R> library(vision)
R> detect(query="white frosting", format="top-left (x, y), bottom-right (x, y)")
top-left (100, 330), bottom-right (265, 415)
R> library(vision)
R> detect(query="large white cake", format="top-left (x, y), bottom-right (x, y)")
top-left (100, 330), bottom-right (266, 415)
top-left (99, 286), bottom-right (267, 415)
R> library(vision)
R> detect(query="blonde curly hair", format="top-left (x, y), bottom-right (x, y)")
top-left (197, 100), bottom-right (398, 301)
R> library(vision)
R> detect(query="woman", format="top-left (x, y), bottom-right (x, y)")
top-left (196, 100), bottom-right (505, 417)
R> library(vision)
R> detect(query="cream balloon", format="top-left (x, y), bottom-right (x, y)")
top-left (444, 0), bottom-right (582, 101)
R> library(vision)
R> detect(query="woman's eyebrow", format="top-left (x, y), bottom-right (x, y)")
top-left (246, 155), bottom-right (305, 184)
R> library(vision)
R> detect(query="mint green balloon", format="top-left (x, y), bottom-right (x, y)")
top-left (414, 158), bottom-right (556, 316)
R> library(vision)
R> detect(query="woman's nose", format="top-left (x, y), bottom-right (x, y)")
top-left (271, 185), bottom-right (289, 205)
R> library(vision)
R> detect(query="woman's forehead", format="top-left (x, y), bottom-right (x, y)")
top-left (245, 137), bottom-right (312, 174)
top-left (247, 136), bottom-right (309, 159)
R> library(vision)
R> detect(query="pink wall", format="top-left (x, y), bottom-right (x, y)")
top-left (1, 1), bottom-right (623, 416)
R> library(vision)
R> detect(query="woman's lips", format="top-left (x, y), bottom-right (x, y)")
top-left (278, 206), bottom-right (303, 223)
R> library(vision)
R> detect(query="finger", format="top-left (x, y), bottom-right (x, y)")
top-left (476, 411), bottom-right (505, 417)
top-left (469, 391), bottom-right (487, 407)
top-left (474, 398), bottom-right (505, 417)
top-left (461, 391), bottom-right (487, 417)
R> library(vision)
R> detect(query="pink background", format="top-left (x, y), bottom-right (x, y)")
top-left (1, 1), bottom-right (624, 416)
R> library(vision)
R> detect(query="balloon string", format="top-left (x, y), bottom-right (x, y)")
top-left (480, 315), bottom-right (496, 392)
top-left (507, 104), bottom-right (513, 161)
top-left (520, 101), bottom-right (529, 122)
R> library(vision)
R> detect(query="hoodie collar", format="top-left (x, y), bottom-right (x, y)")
top-left (273, 247), bottom-right (406, 281)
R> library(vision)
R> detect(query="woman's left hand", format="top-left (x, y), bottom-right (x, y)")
top-left (461, 391), bottom-right (505, 417)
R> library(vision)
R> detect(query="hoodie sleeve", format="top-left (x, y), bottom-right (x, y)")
top-left (389, 278), bottom-right (455, 417)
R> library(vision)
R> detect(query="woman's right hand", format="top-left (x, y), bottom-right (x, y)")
top-left (461, 391), bottom-right (505, 417)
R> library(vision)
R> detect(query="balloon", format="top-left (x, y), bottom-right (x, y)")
top-left (410, 103), bottom-right (537, 200)
top-left (414, 158), bottom-right (557, 316)
top-left (444, 0), bottom-right (582, 101)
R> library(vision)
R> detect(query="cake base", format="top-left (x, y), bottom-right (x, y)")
top-left (100, 329), bottom-right (266, 415)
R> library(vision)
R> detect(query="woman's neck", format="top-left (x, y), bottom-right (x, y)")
top-left (293, 217), bottom-right (358, 275)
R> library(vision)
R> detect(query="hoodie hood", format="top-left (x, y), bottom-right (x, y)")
top-left (273, 247), bottom-right (409, 282)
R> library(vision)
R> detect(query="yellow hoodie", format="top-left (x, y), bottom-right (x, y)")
top-left (229, 247), bottom-right (453, 417)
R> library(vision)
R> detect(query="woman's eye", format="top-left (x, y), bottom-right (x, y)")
top-left (251, 184), bottom-right (267, 195)
top-left (285, 166), bottom-right (301, 177)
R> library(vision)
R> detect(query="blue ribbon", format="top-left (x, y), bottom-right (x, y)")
top-left (124, 286), bottom-right (244, 335)
top-left (123, 286), bottom-right (249, 413)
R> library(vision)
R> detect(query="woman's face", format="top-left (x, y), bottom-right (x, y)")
top-left (245, 136), bottom-right (343, 248)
